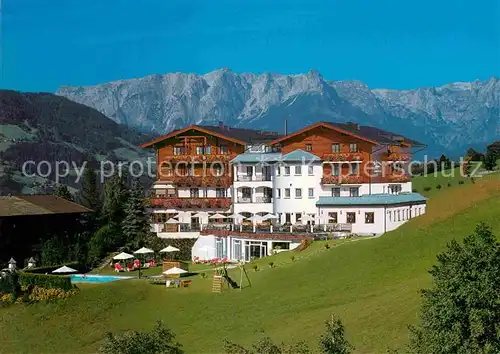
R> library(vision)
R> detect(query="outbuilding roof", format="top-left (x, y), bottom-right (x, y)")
top-left (230, 152), bottom-right (282, 164)
top-left (0, 195), bottom-right (92, 217)
top-left (316, 193), bottom-right (428, 206)
top-left (281, 149), bottom-right (321, 162)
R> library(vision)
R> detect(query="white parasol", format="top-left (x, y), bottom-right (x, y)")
top-left (163, 267), bottom-right (188, 275)
top-left (113, 252), bottom-right (134, 260)
top-left (160, 245), bottom-right (180, 253)
top-left (52, 265), bottom-right (78, 274)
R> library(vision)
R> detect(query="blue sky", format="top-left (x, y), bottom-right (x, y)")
top-left (1, 0), bottom-right (499, 92)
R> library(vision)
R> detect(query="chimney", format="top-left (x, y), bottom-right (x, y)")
top-left (218, 121), bottom-right (224, 129)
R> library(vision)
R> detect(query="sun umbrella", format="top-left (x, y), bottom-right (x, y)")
top-left (113, 252), bottom-right (134, 260)
top-left (248, 214), bottom-right (264, 223)
top-left (228, 213), bottom-right (246, 219)
top-left (191, 212), bottom-right (206, 218)
top-left (163, 267), bottom-right (188, 275)
top-left (160, 245), bottom-right (180, 253)
top-left (134, 247), bottom-right (154, 254)
top-left (52, 265), bottom-right (78, 274)
top-left (165, 218), bottom-right (179, 224)
top-left (301, 214), bottom-right (314, 222)
top-left (262, 213), bottom-right (278, 220)
top-left (209, 213), bottom-right (226, 219)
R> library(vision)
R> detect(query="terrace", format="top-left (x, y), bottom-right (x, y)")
top-left (149, 197), bottom-right (232, 209)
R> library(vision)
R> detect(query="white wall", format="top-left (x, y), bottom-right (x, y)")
top-left (274, 162), bottom-right (322, 222)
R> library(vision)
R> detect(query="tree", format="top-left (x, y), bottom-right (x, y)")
top-left (483, 151), bottom-right (498, 171)
top-left (438, 154), bottom-right (452, 171)
top-left (101, 174), bottom-right (129, 235)
top-left (121, 179), bottom-right (150, 249)
top-left (408, 223), bottom-right (500, 353)
top-left (319, 314), bottom-right (354, 353)
top-left (79, 166), bottom-right (100, 212)
top-left (99, 320), bottom-right (184, 354)
top-left (53, 184), bottom-right (73, 202)
top-left (466, 148), bottom-right (484, 162)
top-left (87, 225), bottom-right (115, 266)
top-left (40, 235), bottom-right (69, 266)
top-left (486, 141), bottom-right (500, 159)
top-left (461, 156), bottom-right (472, 177)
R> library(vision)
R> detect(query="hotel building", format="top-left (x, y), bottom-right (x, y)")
top-left (141, 121), bottom-right (427, 261)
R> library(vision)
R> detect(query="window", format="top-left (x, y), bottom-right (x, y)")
top-left (276, 189), bottom-right (281, 198)
top-left (219, 144), bottom-right (228, 154)
top-left (328, 212), bottom-right (338, 224)
top-left (350, 163), bottom-right (359, 175)
top-left (196, 146), bottom-right (203, 155)
top-left (397, 210), bottom-right (401, 221)
top-left (308, 188), bottom-right (314, 198)
top-left (295, 166), bottom-right (302, 175)
top-left (332, 187), bottom-right (340, 197)
top-left (216, 188), bottom-right (226, 198)
top-left (295, 188), bottom-right (302, 198)
top-left (214, 166), bottom-right (222, 176)
top-left (389, 184), bottom-right (402, 194)
top-left (160, 163), bottom-right (172, 176)
top-left (349, 187), bottom-right (359, 197)
top-left (365, 212), bottom-right (374, 224)
top-left (204, 146), bottom-right (211, 154)
top-left (296, 213), bottom-right (302, 223)
top-left (276, 165), bottom-right (280, 175)
top-left (190, 188), bottom-right (199, 198)
top-left (202, 188), bottom-right (208, 198)
top-left (173, 146), bottom-right (185, 155)
top-left (332, 164), bottom-right (340, 176)
top-left (246, 166), bottom-right (253, 176)
top-left (285, 188), bottom-right (290, 198)
top-left (305, 143), bottom-right (312, 151)
top-left (332, 143), bottom-right (340, 153)
top-left (308, 166), bottom-right (314, 175)
top-left (284, 166), bottom-right (290, 175)
top-left (346, 212), bottom-right (356, 224)
top-left (349, 143), bottom-right (358, 152)
top-left (388, 210), bottom-right (392, 221)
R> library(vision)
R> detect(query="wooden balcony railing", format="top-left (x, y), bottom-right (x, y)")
top-left (321, 175), bottom-right (365, 184)
top-left (386, 153), bottom-right (410, 161)
top-left (149, 197), bottom-right (232, 209)
top-left (164, 154), bottom-right (236, 164)
top-left (171, 175), bottom-right (232, 187)
top-left (322, 152), bottom-right (364, 162)
top-left (386, 174), bottom-right (410, 182)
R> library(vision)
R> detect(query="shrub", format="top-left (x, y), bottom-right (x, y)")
top-left (423, 186), bottom-right (432, 191)
top-left (458, 180), bottom-right (465, 185)
top-left (99, 320), bottom-right (184, 354)
top-left (436, 184), bottom-right (442, 189)
top-left (412, 188), bottom-right (418, 193)
top-left (290, 256), bottom-right (295, 262)
top-left (324, 243), bottom-right (330, 249)
top-left (26, 285), bottom-right (78, 302)
top-left (268, 262), bottom-right (274, 268)
top-left (447, 183), bottom-right (452, 187)
top-left (19, 272), bottom-right (73, 291)
top-left (252, 264), bottom-right (258, 272)
top-left (199, 272), bottom-right (206, 279)
top-left (0, 293), bottom-right (14, 306)
top-left (23, 262), bottom-right (85, 274)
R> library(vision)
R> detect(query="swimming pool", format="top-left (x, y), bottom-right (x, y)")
top-left (70, 274), bottom-right (133, 283)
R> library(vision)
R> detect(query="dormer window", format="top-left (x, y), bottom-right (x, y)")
top-left (349, 143), bottom-right (358, 152)
top-left (332, 143), bottom-right (340, 153)
top-left (305, 143), bottom-right (312, 152)
top-left (219, 145), bottom-right (228, 154)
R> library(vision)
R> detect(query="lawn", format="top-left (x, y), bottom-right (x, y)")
top-left (1, 174), bottom-right (499, 353)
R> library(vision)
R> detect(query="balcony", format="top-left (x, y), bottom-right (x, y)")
top-left (321, 175), bottom-right (365, 185)
top-left (386, 174), bottom-right (410, 182)
top-left (149, 197), bottom-right (232, 209)
top-left (387, 153), bottom-right (410, 161)
top-left (171, 175), bottom-right (232, 187)
top-left (166, 153), bottom-right (236, 164)
top-left (322, 152), bottom-right (364, 162)
top-left (236, 196), bottom-right (272, 204)
top-left (236, 175), bottom-right (272, 182)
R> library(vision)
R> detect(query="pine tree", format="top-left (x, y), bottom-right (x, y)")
top-left (101, 174), bottom-right (129, 230)
top-left (121, 180), bottom-right (150, 249)
top-left (319, 314), bottom-right (354, 354)
top-left (53, 184), bottom-right (73, 202)
top-left (408, 223), bottom-right (500, 353)
top-left (79, 166), bottom-right (101, 212)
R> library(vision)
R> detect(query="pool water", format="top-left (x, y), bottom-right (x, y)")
top-left (70, 274), bottom-right (133, 283)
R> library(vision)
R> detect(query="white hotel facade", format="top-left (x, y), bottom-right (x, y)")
top-left (142, 121), bottom-right (427, 261)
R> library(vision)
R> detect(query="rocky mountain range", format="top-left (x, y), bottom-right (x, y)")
top-left (56, 69), bottom-right (500, 157)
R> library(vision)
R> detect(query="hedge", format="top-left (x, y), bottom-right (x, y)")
top-left (23, 262), bottom-right (87, 274)
top-left (19, 272), bottom-right (73, 291)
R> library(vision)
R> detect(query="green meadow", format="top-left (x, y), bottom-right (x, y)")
top-left (1, 173), bottom-right (499, 353)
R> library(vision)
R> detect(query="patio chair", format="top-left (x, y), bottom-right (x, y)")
top-left (143, 262), bottom-right (150, 269)
top-left (126, 264), bottom-right (134, 272)
top-left (114, 263), bottom-right (124, 272)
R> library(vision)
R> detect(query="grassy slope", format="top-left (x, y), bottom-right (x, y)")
top-left (1, 175), bottom-right (499, 353)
